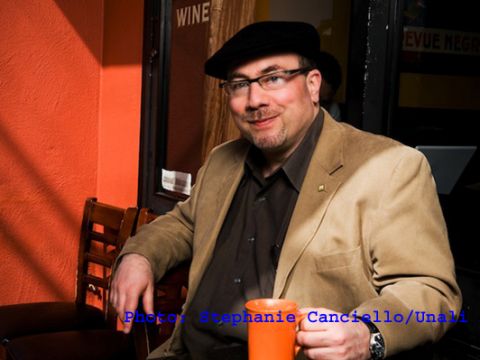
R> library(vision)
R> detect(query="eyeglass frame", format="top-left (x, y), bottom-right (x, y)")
top-left (219, 67), bottom-right (314, 96)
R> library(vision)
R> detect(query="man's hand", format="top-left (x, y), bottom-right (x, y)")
top-left (297, 307), bottom-right (371, 360)
top-left (110, 253), bottom-right (155, 334)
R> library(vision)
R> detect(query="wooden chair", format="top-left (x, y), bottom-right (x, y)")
top-left (132, 208), bottom-right (190, 360)
top-left (77, 197), bottom-right (138, 327)
top-left (0, 198), bottom-right (138, 360)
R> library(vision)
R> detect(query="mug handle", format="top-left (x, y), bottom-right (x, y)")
top-left (295, 312), bottom-right (307, 355)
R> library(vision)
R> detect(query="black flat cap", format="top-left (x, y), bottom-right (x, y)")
top-left (204, 21), bottom-right (321, 80)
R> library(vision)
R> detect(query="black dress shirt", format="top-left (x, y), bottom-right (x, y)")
top-left (182, 112), bottom-right (324, 359)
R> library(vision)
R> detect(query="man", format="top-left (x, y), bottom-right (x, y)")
top-left (111, 22), bottom-right (461, 360)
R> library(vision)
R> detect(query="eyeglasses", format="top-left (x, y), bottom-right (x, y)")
top-left (219, 67), bottom-right (313, 96)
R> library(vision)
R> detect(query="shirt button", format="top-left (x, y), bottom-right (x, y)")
top-left (248, 236), bottom-right (255, 243)
top-left (233, 277), bottom-right (242, 284)
top-left (256, 196), bottom-right (267, 203)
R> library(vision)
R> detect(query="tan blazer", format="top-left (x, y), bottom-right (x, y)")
top-left (121, 111), bottom-right (461, 358)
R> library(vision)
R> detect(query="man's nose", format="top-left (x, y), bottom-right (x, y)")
top-left (246, 82), bottom-right (269, 110)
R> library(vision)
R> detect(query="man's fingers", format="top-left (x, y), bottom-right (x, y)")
top-left (296, 307), bottom-right (371, 360)
top-left (108, 254), bottom-right (155, 334)
top-left (122, 295), bottom-right (140, 334)
top-left (123, 321), bottom-right (133, 334)
top-left (142, 283), bottom-right (155, 315)
top-left (124, 295), bottom-right (140, 320)
top-left (298, 307), bottom-right (346, 331)
top-left (116, 292), bottom-right (127, 321)
top-left (302, 346), bottom-right (337, 360)
top-left (297, 328), bottom-right (331, 348)
top-left (109, 290), bottom-right (117, 310)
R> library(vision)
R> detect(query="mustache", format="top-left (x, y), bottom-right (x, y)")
top-left (241, 109), bottom-right (280, 122)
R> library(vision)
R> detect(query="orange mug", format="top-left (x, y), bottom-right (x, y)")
top-left (245, 298), bottom-right (305, 360)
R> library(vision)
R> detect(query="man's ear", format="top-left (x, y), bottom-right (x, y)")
top-left (306, 69), bottom-right (322, 104)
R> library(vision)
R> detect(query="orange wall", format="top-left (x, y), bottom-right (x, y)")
top-left (97, 0), bottom-right (143, 207)
top-left (0, 0), bottom-right (143, 305)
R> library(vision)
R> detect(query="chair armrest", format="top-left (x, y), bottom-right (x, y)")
top-left (0, 302), bottom-right (106, 340)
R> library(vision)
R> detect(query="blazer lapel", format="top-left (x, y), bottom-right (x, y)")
top-left (187, 142), bottom-right (249, 301)
top-left (273, 113), bottom-right (346, 298)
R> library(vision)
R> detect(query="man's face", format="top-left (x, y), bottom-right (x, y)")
top-left (227, 53), bottom-right (321, 158)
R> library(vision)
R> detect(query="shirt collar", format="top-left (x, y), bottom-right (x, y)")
top-left (245, 110), bottom-right (324, 191)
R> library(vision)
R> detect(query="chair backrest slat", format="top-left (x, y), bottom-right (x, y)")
top-left (89, 203), bottom-right (125, 230)
top-left (82, 274), bottom-right (109, 289)
top-left (89, 230), bottom-right (117, 245)
top-left (84, 252), bottom-right (115, 267)
top-left (76, 197), bottom-right (138, 327)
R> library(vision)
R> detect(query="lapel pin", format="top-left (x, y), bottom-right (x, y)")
top-left (318, 184), bottom-right (325, 192)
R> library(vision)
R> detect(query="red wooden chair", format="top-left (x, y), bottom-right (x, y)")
top-left (0, 198), bottom-right (138, 360)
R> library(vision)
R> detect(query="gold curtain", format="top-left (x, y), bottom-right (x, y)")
top-left (201, 0), bottom-right (256, 161)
